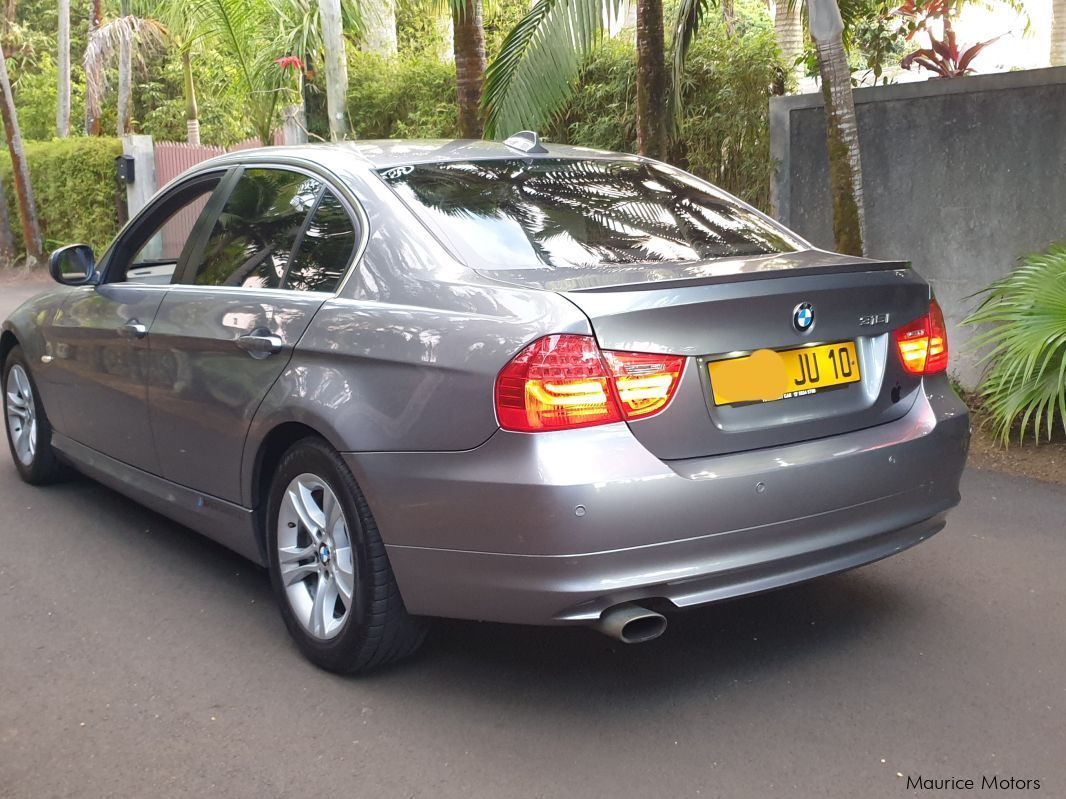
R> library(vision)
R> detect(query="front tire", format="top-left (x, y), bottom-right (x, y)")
top-left (3, 346), bottom-right (67, 485)
top-left (266, 437), bottom-right (428, 673)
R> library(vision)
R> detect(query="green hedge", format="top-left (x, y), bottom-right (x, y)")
top-left (0, 137), bottom-right (125, 257)
top-left (552, 24), bottom-right (783, 211)
top-left (344, 52), bottom-right (461, 140)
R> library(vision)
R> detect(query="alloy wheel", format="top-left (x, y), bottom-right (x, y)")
top-left (5, 364), bottom-right (37, 466)
top-left (277, 473), bottom-right (356, 641)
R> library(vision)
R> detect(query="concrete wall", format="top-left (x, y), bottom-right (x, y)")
top-left (770, 67), bottom-right (1066, 387)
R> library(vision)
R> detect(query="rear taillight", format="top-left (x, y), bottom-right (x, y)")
top-left (893, 299), bottom-right (949, 375)
top-left (495, 335), bottom-right (685, 432)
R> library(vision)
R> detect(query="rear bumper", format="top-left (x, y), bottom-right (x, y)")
top-left (345, 377), bottom-right (969, 626)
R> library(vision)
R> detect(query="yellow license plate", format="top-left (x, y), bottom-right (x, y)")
top-left (708, 341), bottom-right (860, 406)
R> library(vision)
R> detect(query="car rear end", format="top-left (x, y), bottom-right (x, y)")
top-left (356, 152), bottom-right (970, 635)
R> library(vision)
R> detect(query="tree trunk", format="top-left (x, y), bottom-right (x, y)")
top-left (721, 0), bottom-right (736, 38)
top-left (318, 0), bottom-right (348, 140)
top-left (809, 0), bottom-right (865, 256)
top-left (0, 173), bottom-right (15, 264)
top-left (1053, 0), bottom-right (1066, 66)
top-left (116, 0), bottom-right (131, 136)
top-left (452, 0), bottom-right (486, 139)
top-left (361, 0), bottom-right (397, 55)
top-left (57, 0), bottom-right (71, 137)
top-left (0, 47), bottom-right (44, 265)
top-left (635, 0), bottom-right (667, 159)
top-left (85, 0), bottom-right (103, 135)
top-left (182, 47), bottom-right (200, 145)
top-left (773, 0), bottom-right (804, 78)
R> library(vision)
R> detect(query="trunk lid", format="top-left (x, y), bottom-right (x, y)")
top-left (479, 251), bottom-right (931, 459)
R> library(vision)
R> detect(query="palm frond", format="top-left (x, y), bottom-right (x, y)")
top-left (964, 242), bottom-right (1066, 444)
top-left (482, 0), bottom-right (629, 140)
top-left (268, 0), bottom-right (363, 59)
top-left (188, 0), bottom-right (288, 142)
top-left (670, 0), bottom-right (713, 127)
top-left (83, 15), bottom-right (169, 124)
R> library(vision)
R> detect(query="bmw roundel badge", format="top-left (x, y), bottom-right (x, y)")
top-left (793, 302), bottom-right (815, 333)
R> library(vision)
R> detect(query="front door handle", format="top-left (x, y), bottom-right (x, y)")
top-left (236, 331), bottom-right (283, 358)
top-left (118, 320), bottom-right (148, 339)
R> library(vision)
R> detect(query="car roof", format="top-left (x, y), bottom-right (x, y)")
top-left (192, 139), bottom-right (637, 173)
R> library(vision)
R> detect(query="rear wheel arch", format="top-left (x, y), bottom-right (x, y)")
top-left (250, 421), bottom-right (337, 559)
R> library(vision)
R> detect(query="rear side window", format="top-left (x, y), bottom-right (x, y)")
top-left (285, 190), bottom-right (357, 293)
top-left (379, 158), bottom-right (799, 270)
top-left (192, 169), bottom-right (322, 288)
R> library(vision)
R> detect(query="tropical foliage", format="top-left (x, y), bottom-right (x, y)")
top-left (965, 243), bottom-right (1066, 445)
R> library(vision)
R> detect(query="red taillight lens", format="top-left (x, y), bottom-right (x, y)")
top-left (893, 299), bottom-right (949, 375)
top-left (495, 335), bottom-right (685, 432)
top-left (601, 350), bottom-right (686, 419)
top-left (495, 335), bottom-right (621, 431)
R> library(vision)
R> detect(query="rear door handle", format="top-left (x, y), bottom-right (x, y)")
top-left (236, 331), bottom-right (283, 358)
top-left (118, 320), bottom-right (148, 339)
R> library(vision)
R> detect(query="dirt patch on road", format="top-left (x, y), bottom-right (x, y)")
top-left (964, 392), bottom-right (1066, 487)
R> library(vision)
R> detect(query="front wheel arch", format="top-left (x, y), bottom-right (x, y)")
top-left (0, 330), bottom-right (19, 367)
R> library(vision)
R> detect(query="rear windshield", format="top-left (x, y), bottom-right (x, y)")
top-left (378, 158), bottom-right (798, 270)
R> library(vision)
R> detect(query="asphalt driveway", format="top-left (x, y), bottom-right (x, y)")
top-left (1, 280), bottom-right (1063, 798)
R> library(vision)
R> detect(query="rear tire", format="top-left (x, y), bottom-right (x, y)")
top-left (3, 346), bottom-right (68, 485)
top-left (266, 437), bottom-right (428, 673)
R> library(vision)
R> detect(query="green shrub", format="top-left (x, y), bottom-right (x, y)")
top-left (0, 137), bottom-right (125, 256)
top-left (345, 51), bottom-right (460, 140)
top-left (965, 242), bottom-right (1066, 444)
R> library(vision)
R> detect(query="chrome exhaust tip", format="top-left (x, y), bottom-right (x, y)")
top-left (595, 603), bottom-right (668, 644)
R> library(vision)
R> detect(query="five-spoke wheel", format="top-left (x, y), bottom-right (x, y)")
top-left (5, 363), bottom-right (37, 467)
top-left (266, 438), bottom-right (427, 672)
top-left (277, 474), bottom-right (356, 640)
top-left (3, 346), bottom-right (66, 485)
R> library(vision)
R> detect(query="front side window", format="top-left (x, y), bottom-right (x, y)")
top-left (192, 169), bottom-right (321, 288)
top-left (109, 177), bottom-right (220, 284)
top-left (379, 158), bottom-right (800, 271)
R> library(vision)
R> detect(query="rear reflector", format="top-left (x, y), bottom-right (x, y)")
top-left (495, 335), bottom-right (685, 432)
top-left (893, 299), bottom-right (949, 375)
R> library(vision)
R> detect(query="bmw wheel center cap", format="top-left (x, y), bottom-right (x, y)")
top-left (793, 302), bottom-right (815, 333)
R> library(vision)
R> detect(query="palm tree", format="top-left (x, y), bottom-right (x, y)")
top-left (85, 0), bottom-right (103, 134)
top-left (453, 0), bottom-right (487, 138)
top-left (809, 0), bottom-right (864, 254)
top-left (1052, 0), bottom-right (1066, 64)
top-left (773, 0), bottom-right (803, 78)
top-left (635, 0), bottom-right (667, 157)
top-left (361, 0), bottom-right (397, 54)
top-left (118, 0), bottom-right (132, 135)
top-left (318, 0), bottom-right (348, 139)
top-left (269, 0), bottom-right (363, 140)
top-left (0, 44), bottom-right (42, 264)
top-left (57, 0), bottom-right (71, 137)
top-left (83, 11), bottom-right (167, 138)
top-left (176, 0), bottom-right (289, 144)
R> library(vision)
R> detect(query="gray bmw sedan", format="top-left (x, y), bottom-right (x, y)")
top-left (2, 138), bottom-right (969, 672)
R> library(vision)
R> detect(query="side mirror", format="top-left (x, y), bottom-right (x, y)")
top-left (49, 244), bottom-right (97, 286)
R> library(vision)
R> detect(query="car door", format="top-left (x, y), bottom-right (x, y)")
top-left (146, 166), bottom-right (359, 504)
top-left (46, 171), bottom-right (226, 472)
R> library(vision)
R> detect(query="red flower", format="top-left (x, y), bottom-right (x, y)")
top-left (274, 56), bottom-right (305, 71)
